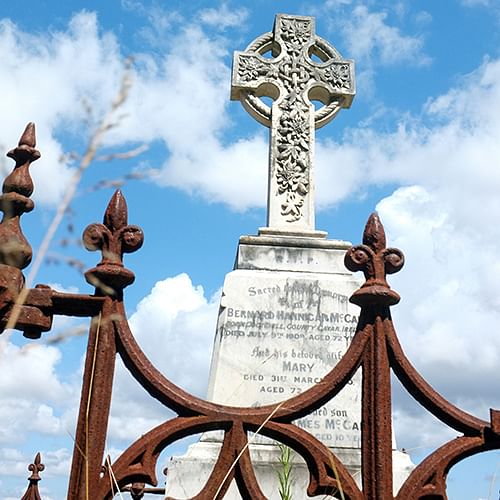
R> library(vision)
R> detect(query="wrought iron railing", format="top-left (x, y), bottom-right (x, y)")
top-left (2, 123), bottom-right (499, 499)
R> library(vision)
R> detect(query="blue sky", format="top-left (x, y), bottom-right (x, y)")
top-left (1, 0), bottom-right (500, 498)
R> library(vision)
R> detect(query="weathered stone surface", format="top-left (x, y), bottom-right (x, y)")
top-left (237, 235), bottom-right (351, 274)
top-left (231, 13), bottom-right (355, 236)
top-left (165, 241), bottom-right (363, 499)
top-left (166, 441), bottom-right (360, 499)
top-left (165, 442), bottom-right (413, 498)
top-left (207, 266), bottom-right (362, 449)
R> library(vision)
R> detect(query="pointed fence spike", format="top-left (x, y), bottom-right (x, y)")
top-left (362, 212), bottom-right (386, 253)
top-left (20, 452), bottom-right (44, 500)
top-left (104, 189), bottom-right (128, 232)
top-left (19, 122), bottom-right (36, 148)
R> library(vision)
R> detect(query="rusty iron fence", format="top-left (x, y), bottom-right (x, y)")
top-left (2, 123), bottom-right (500, 499)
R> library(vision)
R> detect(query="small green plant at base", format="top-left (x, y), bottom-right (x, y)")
top-left (277, 444), bottom-right (294, 500)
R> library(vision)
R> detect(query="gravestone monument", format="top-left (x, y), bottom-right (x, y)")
top-left (165, 14), bottom-right (413, 498)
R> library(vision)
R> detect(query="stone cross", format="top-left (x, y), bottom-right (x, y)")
top-left (231, 14), bottom-right (355, 237)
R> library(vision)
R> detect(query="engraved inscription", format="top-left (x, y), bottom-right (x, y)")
top-left (209, 274), bottom-right (361, 448)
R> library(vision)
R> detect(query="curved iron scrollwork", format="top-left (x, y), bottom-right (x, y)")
top-left (1, 124), bottom-right (499, 499)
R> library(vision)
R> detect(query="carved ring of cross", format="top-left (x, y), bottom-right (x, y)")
top-left (237, 31), bottom-right (352, 130)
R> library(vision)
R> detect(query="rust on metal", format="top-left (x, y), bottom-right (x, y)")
top-left (0, 123), bottom-right (40, 335)
top-left (345, 212), bottom-right (404, 306)
top-left (491, 409), bottom-right (500, 434)
top-left (2, 113), bottom-right (500, 500)
top-left (121, 483), bottom-right (166, 499)
top-left (0, 122), bottom-right (38, 269)
top-left (68, 190), bottom-right (144, 498)
top-left (20, 452), bottom-right (44, 500)
top-left (83, 189), bottom-right (144, 295)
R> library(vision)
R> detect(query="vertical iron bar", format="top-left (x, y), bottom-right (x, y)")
top-left (361, 308), bottom-right (393, 498)
top-left (68, 299), bottom-right (117, 499)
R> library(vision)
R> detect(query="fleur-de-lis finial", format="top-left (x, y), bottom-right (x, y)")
top-left (21, 452), bottom-right (44, 500)
top-left (83, 190), bottom-right (144, 295)
top-left (0, 122), bottom-right (40, 269)
top-left (344, 213), bottom-right (404, 306)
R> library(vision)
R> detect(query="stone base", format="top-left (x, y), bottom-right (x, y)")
top-left (258, 227), bottom-right (328, 239)
top-left (236, 235), bottom-right (352, 274)
top-left (164, 441), bottom-right (415, 498)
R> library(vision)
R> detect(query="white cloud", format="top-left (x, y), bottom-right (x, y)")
top-left (199, 3), bottom-right (249, 30)
top-left (0, 12), bottom-right (124, 205)
top-left (342, 6), bottom-right (429, 66)
top-left (107, 273), bottom-right (220, 442)
top-left (316, 56), bottom-right (500, 212)
top-left (121, 0), bottom-right (182, 48)
top-left (325, 0), bottom-right (354, 7)
top-left (128, 273), bottom-right (219, 396)
top-left (321, 3), bottom-right (430, 96)
top-left (0, 10), bottom-right (268, 211)
top-left (111, 23), bottom-right (269, 209)
top-left (0, 335), bottom-right (69, 402)
top-left (0, 447), bottom-right (70, 479)
top-left (415, 10), bottom-right (433, 26)
top-left (0, 448), bottom-right (25, 476)
top-left (379, 186), bottom-right (500, 420)
top-left (461, 0), bottom-right (492, 6)
top-left (393, 404), bottom-right (456, 452)
top-left (0, 336), bottom-right (70, 444)
top-left (47, 283), bottom-right (79, 294)
top-left (36, 448), bottom-right (71, 477)
top-left (326, 4), bottom-right (430, 67)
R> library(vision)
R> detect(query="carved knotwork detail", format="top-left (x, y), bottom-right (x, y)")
top-left (83, 189), bottom-right (143, 294)
top-left (235, 24), bottom-right (353, 95)
top-left (276, 98), bottom-right (310, 220)
top-left (231, 14), bottom-right (355, 230)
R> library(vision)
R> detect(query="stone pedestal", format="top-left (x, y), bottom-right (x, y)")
top-left (166, 442), bottom-right (413, 499)
top-left (164, 235), bottom-right (413, 498)
top-left (208, 236), bottom-right (362, 449)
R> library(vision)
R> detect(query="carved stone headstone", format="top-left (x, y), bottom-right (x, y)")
top-left (231, 14), bottom-right (354, 236)
top-left (207, 238), bottom-right (362, 452)
top-left (165, 14), bottom-right (412, 499)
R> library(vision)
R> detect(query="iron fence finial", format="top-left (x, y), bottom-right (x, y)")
top-left (83, 189), bottom-right (144, 295)
top-left (20, 452), bottom-right (44, 500)
top-left (345, 212), bottom-right (404, 307)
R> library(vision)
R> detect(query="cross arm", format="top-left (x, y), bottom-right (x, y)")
top-left (308, 58), bottom-right (356, 109)
top-left (231, 47), bottom-right (280, 103)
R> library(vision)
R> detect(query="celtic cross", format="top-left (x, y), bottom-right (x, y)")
top-left (231, 13), bottom-right (355, 237)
